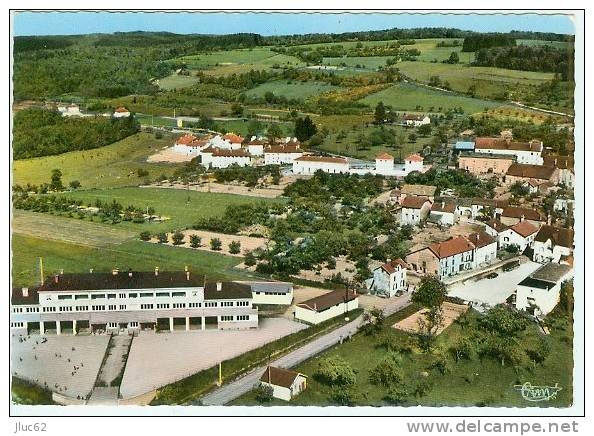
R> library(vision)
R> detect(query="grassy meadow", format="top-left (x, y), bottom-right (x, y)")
top-left (244, 80), bottom-right (342, 100)
top-left (12, 132), bottom-right (181, 189)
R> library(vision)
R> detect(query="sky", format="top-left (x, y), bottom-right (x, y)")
top-left (12, 11), bottom-right (576, 37)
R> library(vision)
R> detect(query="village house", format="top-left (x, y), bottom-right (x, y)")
top-left (554, 197), bottom-right (575, 214)
top-left (222, 133), bottom-right (245, 149)
top-left (483, 219), bottom-right (510, 241)
top-left (474, 137), bottom-right (544, 165)
top-left (113, 106), bottom-right (131, 118)
top-left (403, 114), bottom-right (431, 127)
top-left (368, 259), bottom-right (408, 297)
top-left (453, 141), bottom-right (475, 153)
top-left (429, 200), bottom-right (458, 226)
top-left (532, 225), bottom-right (574, 264)
top-left (406, 236), bottom-right (476, 280)
top-left (292, 155), bottom-right (349, 175)
top-left (58, 103), bottom-right (83, 117)
top-left (499, 206), bottom-right (546, 228)
top-left (172, 133), bottom-right (211, 156)
top-left (201, 147), bottom-right (251, 169)
top-left (465, 231), bottom-right (498, 267)
top-left (515, 263), bottom-right (574, 317)
top-left (259, 366), bottom-right (307, 402)
top-left (400, 195), bottom-right (432, 226)
top-left (264, 143), bottom-right (304, 165)
top-left (246, 139), bottom-right (267, 157)
top-left (243, 281), bottom-right (294, 306)
top-left (392, 184), bottom-right (438, 204)
top-left (458, 153), bottom-right (515, 175)
top-left (543, 155), bottom-right (575, 188)
top-left (350, 153), bottom-right (429, 177)
top-left (294, 290), bottom-right (358, 325)
top-left (498, 220), bottom-right (539, 252)
top-left (505, 164), bottom-right (560, 188)
top-left (455, 198), bottom-right (508, 220)
top-left (10, 270), bottom-right (259, 336)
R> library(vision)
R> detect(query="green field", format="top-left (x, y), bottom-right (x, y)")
top-left (59, 187), bottom-right (283, 232)
top-left (244, 80), bottom-right (341, 100)
top-left (396, 61), bottom-right (555, 100)
top-left (12, 132), bottom-right (181, 189)
top-left (157, 73), bottom-right (202, 91)
top-left (233, 307), bottom-right (573, 407)
top-left (360, 83), bottom-right (502, 114)
top-left (12, 234), bottom-right (248, 287)
top-left (322, 56), bottom-right (394, 70)
top-left (135, 114), bottom-right (177, 127)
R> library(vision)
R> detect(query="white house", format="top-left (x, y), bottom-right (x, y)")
top-left (404, 153), bottom-right (425, 173)
top-left (403, 114), bottom-right (431, 127)
top-left (295, 290), bottom-right (358, 325)
top-left (400, 196), bottom-right (432, 226)
top-left (201, 148), bottom-right (251, 169)
top-left (259, 366), bottom-right (307, 402)
top-left (264, 143), bottom-right (304, 165)
top-left (292, 155), bottom-right (349, 175)
top-left (532, 225), bottom-right (574, 264)
top-left (173, 134), bottom-right (211, 156)
top-left (515, 263), bottom-right (574, 316)
top-left (474, 137), bottom-right (544, 165)
top-left (369, 259), bottom-right (408, 297)
top-left (553, 198), bottom-right (575, 214)
top-left (406, 236), bottom-right (476, 281)
top-left (246, 139), bottom-right (266, 157)
top-left (498, 220), bottom-right (539, 252)
top-left (543, 155), bottom-right (574, 188)
top-left (60, 104), bottom-right (84, 117)
top-left (429, 201), bottom-right (458, 226)
top-left (245, 281), bottom-right (294, 306)
top-left (375, 153), bottom-right (395, 175)
top-left (465, 231), bottom-right (498, 267)
top-left (483, 219), bottom-right (509, 241)
top-left (113, 106), bottom-right (131, 118)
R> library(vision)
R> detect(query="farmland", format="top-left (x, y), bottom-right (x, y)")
top-left (244, 80), bottom-right (342, 100)
top-left (157, 73), bottom-right (201, 91)
top-left (12, 132), bottom-right (182, 189)
top-left (12, 234), bottom-right (248, 288)
top-left (360, 83), bottom-right (503, 114)
top-left (59, 187), bottom-right (284, 232)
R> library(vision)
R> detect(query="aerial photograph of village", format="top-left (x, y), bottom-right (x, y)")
top-left (9, 10), bottom-right (581, 414)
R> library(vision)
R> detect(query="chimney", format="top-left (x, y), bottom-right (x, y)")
top-left (155, 267), bottom-right (159, 276)
top-left (22, 287), bottom-right (29, 297)
top-left (442, 201), bottom-right (445, 209)
top-left (128, 270), bottom-right (133, 278)
top-left (216, 281), bottom-right (222, 291)
top-left (186, 271), bottom-right (190, 281)
top-left (60, 269), bottom-right (64, 275)
top-left (386, 258), bottom-right (391, 264)
top-left (547, 214), bottom-right (552, 225)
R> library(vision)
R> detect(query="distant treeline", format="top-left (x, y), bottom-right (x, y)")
top-left (13, 35), bottom-right (75, 52)
top-left (12, 108), bottom-right (139, 159)
top-left (473, 45), bottom-right (574, 80)
top-left (461, 34), bottom-right (517, 52)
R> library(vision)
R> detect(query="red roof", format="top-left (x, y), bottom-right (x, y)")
top-left (506, 164), bottom-right (557, 180)
top-left (510, 220), bottom-right (538, 238)
top-left (223, 133), bottom-right (245, 144)
top-left (534, 225), bottom-right (574, 248)
top-left (115, 106), bottom-right (129, 113)
top-left (431, 201), bottom-right (456, 213)
top-left (176, 134), bottom-right (198, 145)
top-left (501, 206), bottom-right (545, 222)
top-left (428, 236), bottom-right (475, 259)
top-left (260, 366), bottom-right (305, 388)
top-left (401, 195), bottom-right (430, 209)
top-left (475, 137), bottom-right (542, 152)
top-left (406, 153), bottom-right (424, 162)
top-left (212, 149), bottom-right (250, 157)
top-left (376, 152), bottom-right (394, 160)
top-left (379, 259), bottom-right (408, 274)
top-left (295, 155), bottom-right (348, 164)
top-left (465, 231), bottom-right (496, 249)
top-left (484, 219), bottom-right (509, 233)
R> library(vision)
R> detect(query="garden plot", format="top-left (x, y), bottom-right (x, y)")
top-left (392, 301), bottom-right (468, 336)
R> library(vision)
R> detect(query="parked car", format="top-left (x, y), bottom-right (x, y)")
top-left (502, 260), bottom-right (520, 272)
top-left (486, 272), bottom-right (498, 279)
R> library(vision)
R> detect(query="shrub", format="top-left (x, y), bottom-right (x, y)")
top-left (369, 354), bottom-right (403, 387)
top-left (190, 234), bottom-right (201, 248)
top-left (172, 231), bottom-right (185, 245)
top-left (329, 386), bottom-right (358, 406)
top-left (157, 232), bottom-right (168, 244)
top-left (255, 383), bottom-right (274, 403)
top-left (228, 240), bottom-right (241, 254)
top-left (139, 231), bottom-right (151, 241)
top-left (210, 238), bottom-right (222, 251)
top-left (385, 386), bottom-right (409, 405)
top-left (244, 251), bottom-right (257, 267)
top-left (413, 379), bottom-right (433, 397)
top-left (316, 356), bottom-right (356, 386)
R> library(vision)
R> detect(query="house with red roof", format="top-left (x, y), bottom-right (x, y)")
top-left (474, 137), bottom-right (543, 165)
top-left (113, 106), bottom-right (131, 118)
top-left (369, 259), bottom-right (408, 297)
top-left (429, 200), bottom-right (459, 226)
top-left (498, 220), bottom-right (539, 252)
top-left (532, 225), bottom-right (574, 264)
top-left (292, 155), bottom-right (349, 175)
top-left (400, 195), bottom-right (432, 226)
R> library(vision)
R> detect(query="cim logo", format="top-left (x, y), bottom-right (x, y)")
top-left (514, 382), bottom-right (562, 402)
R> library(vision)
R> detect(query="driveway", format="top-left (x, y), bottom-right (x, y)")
top-left (448, 260), bottom-right (542, 310)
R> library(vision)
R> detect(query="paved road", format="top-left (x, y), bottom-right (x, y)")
top-left (199, 294), bottom-right (411, 406)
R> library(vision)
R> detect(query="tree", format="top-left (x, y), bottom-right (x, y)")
top-left (228, 240), bottom-right (241, 254)
top-left (267, 124), bottom-right (284, 144)
top-left (244, 251), bottom-right (257, 266)
top-left (445, 51), bottom-right (460, 64)
top-left (294, 116), bottom-right (318, 142)
top-left (137, 168), bottom-right (149, 178)
top-left (362, 307), bottom-right (385, 335)
top-left (374, 101), bottom-right (387, 124)
top-left (189, 234), bottom-right (201, 248)
top-left (450, 337), bottom-right (474, 362)
top-left (385, 386), bottom-right (409, 405)
top-left (526, 337), bottom-right (551, 368)
top-left (408, 133), bottom-right (417, 143)
top-left (210, 237), bottom-right (222, 251)
top-left (230, 103), bottom-right (244, 117)
top-left (411, 276), bottom-right (448, 351)
top-left (139, 231), bottom-right (151, 241)
top-left (330, 386), bottom-right (358, 406)
top-left (157, 232), bottom-right (168, 244)
top-left (50, 169), bottom-right (63, 191)
top-left (172, 231), bottom-right (185, 245)
top-left (369, 355), bottom-right (403, 387)
top-left (316, 356), bottom-right (356, 386)
top-left (479, 305), bottom-right (529, 338)
top-left (68, 180), bottom-right (81, 189)
top-left (255, 383), bottom-right (274, 403)
top-left (417, 124), bottom-right (432, 137)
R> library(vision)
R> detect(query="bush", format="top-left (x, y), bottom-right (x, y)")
top-left (429, 354), bottom-right (450, 375)
top-left (329, 386), bottom-right (358, 406)
top-left (210, 238), bottom-right (222, 251)
top-left (413, 379), bottom-right (433, 397)
top-left (385, 385), bottom-right (409, 405)
top-left (139, 231), bottom-right (151, 241)
top-left (172, 231), bottom-right (185, 245)
top-left (228, 240), bottom-right (241, 254)
top-left (157, 232), bottom-right (168, 244)
top-left (316, 356), bottom-right (356, 386)
top-left (244, 251), bottom-right (257, 266)
top-left (369, 354), bottom-right (403, 387)
top-left (137, 168), bottom-right (149, 178)
top-left (255, 383), bottom-right (274, 403)
top-left (190, 234), bottom-right (201, 248)
top-left (69, 180), bottom-right (81, 189)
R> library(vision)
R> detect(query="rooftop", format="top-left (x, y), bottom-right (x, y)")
top-left (204, 281), bottom-right (252, 300)
top-left (509, 220), bottom-right (539, 238)
top-left (465, 231), bottom-right (496, 249)
top-left (295, 155), bottom-right (348, 164)
top-left (37, 271), bottom-right (206, 293)
top-left (475, 137), bottom-right (542, 152)
top-left (484, 219), bottom-right (509, 233)
top-left (401, 195), bottom-right (430, 209)
top-left (266, 144), bottom-right (302, 154)
top-left (534, 225), bottom-right (574, 248)
top-left (400, 184), bottom-right (437, 197)
top-left (376, 152), bottom-right (394, 160)
top-left (501, 206), bottom-right (545, 222)
top-left (518, 263), bottom-right (572, 289)
top-left (506, 164), bottom-right (557, 180)
top-left (454, 141), bottom-right (476, 150)
top-left (378, 259), bottom-right (408, 274)
top-left (543, 155), bottom-right (574, 170)
top-left (222, 133), bottom-right (245, 144)
top-left (427, 236), bottom-right (475, 259)
top-left (237, 281), bottom-right (293, 294)
top-left (212, 149), bottom-right (251, 158)
top-left (297, 289), bottom-right (358, 312)
top-left (406, 153), bottom-right (424, 162)
top-left (431, 201), bottom-right (456, 214)
top-left (11, 287), bottom-right (40, 306)
top-left (260, 366), bottom-right (305, 388)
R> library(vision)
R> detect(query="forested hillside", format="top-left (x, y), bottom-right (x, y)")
top-left (12, 108), bottom-right (139, 159)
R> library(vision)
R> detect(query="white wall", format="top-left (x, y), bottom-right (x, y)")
top-left (499, 229), bottom-right (534, 252)
top-left (533, 240), bottom-right (572, 263)
top-left (474, 242), bottom-right (498, 266)
top-left (252, 290), bottom-right (293, 306)
top-left (371, 268), bottom-right (407, 297)
top-left (293, 160), bottom-right (349, 175)
top-left (516, 271), bottom-right (574, 316)
top-left (295, 298), bottom-right (359, 324)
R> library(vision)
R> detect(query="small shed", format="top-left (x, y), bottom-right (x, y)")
top-left (259, 366), bottom-right (307, 401)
